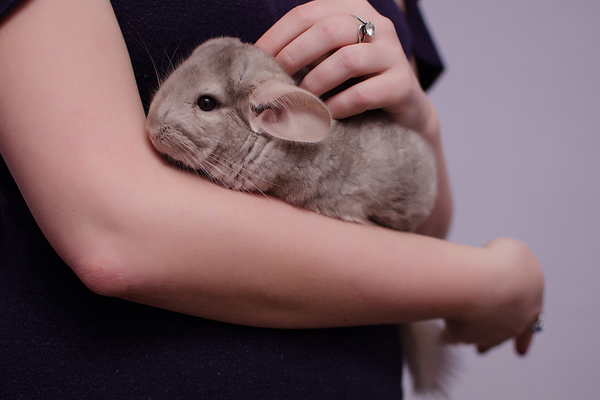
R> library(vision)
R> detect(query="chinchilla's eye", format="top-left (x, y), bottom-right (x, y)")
top-left (197, 95), bottom-right (217, 111)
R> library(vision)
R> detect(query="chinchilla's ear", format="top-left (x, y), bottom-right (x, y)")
top-left (249, 79), bottom-right (331, 143)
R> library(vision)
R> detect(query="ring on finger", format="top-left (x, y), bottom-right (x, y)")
top-left (351, 15), bottom-right (375, 43)
top-left (529, 313), bottom-right (546, 333)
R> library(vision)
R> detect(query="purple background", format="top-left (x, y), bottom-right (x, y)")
top-left (405, 1), bottom-right (600, 399)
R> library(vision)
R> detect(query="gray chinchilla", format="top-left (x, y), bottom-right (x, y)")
top-left (147, 37), bottom-right (452, 396)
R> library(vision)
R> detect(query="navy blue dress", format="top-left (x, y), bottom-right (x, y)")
top-left (0, 1), bottom-right (443, 398)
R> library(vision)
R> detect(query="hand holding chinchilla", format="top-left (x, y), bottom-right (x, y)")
top-left (147, 37), bottom-right (448, 394)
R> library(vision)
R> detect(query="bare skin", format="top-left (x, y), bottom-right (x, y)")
top-left (0, 0), bottom-right (543, 355)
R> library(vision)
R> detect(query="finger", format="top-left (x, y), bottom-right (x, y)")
top-left (477, 344), bottom-right (491, 354)
top-left (299, 43), bottom-right (387, 97)
top-left (476, 337), bottom-right (507, 354)
top-left (324, 72), bottom-right (402, 119)
top-left (273, 15), bottom-right (369, 76)
top-left (256, 1), bottom-right (380, 56)
top-left (515, 328), bottom-right (534, 356)
top-left (476, 338), bottom-right (495, 353)
top-left (255, 2), bottom-right (320, 56)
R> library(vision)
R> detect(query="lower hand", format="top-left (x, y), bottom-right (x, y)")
top-left (443, 237), bottom-right (545, 355)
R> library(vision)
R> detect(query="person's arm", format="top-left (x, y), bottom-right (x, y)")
top-left (0, 0), bottom-right (543, 352)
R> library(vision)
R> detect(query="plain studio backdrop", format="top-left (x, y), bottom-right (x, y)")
top-left (404, 1), bottom-right (600, 399)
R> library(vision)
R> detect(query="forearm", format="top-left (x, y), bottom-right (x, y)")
top-left (92, 174), bottom-right (486, 329)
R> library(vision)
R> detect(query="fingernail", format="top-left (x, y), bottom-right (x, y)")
top-left (517, 345), bottom-right (529, 356)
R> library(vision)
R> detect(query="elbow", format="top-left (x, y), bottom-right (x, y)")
top-left (66, 242), bottom-right (141, 299)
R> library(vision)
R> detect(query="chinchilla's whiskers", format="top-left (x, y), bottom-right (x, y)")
top-left (209, 153), bottom-right (280, 189)
top-left (208, 155), bottom-right (273, 197)
top-left (196, 158), bottom-right (228, 188)
top-left (167, 36), bottom-right (187, 76)
top-left (163, 153), bottom-right (218, 185)
top-left (206, 156), bottom-right (261, 192)
top-left (205, 166), bottom-right (234, 190)
top-left (207, 155), bottom-right (271, 200)
top-left (123, 18), bottom-right (159, 88)
top-left (126, 17), bottom-right (192, 110)
top-left (192, 162), bottom-right (220, 184)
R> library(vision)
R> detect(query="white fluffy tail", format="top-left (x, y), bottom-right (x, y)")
top-left (398, 321), bottom-right (456, 397)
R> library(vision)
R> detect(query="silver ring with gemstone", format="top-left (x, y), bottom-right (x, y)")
top-left (530, 313), bottom-right (546, 333)
top-left (352, 15), bottom-right (375, 43)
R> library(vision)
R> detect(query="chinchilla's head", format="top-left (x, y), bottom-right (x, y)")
top-left (146, 37), bottom-right (331, 191)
